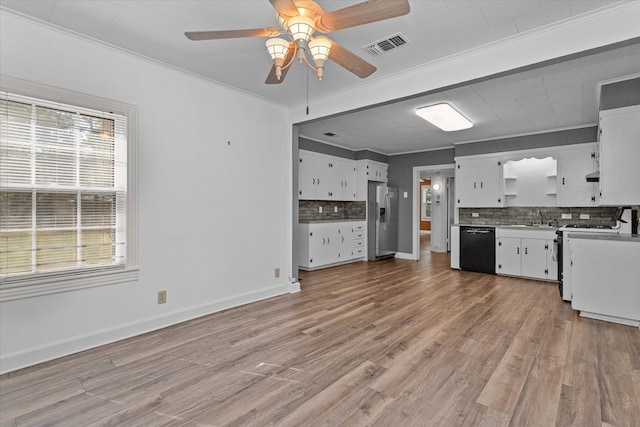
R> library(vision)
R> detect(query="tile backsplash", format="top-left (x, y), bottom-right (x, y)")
top-left (459, 207), bottom-right (620, 227)
top-left (299, 200), bottom-right (366, 222)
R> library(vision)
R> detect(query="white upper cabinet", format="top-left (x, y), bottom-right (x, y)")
top-left (298, 150), bottom-right (356, 201)
top-left (356, 159), bottom-right (388, 200)
top-left (598, 105), bottom-right (640, 206)
top-left (555, 143), bottom-right (599, 206)
top-left (333, 157), bottom-right (357, 201)
top-left (455, 156), bottom-right (503, 207)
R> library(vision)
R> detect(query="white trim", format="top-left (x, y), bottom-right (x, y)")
top-left (390, 145), bottom-right (456, 156)
top-left (288, 281), bottom-right (301, 293)
top-left (412, 164), bottom-right (455, 260)
top-left (394, 252), bottom-right (416, 261)
top-left (578, 311), bottom-right (640, 328)
top-left (0, 75), bottom-right (139, 301)
top-left (0, 282), bottom-right (291, 374)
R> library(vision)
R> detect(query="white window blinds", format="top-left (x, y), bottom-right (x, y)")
top-left (1, 92), bottom-right (127, 279)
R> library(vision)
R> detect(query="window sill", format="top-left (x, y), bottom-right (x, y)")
top-left (0, 267), bottom-right (139, 302)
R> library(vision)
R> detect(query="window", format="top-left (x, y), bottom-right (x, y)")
top-left (0, 77), bottom-right (137, 300)
top-left (422, 185), bottom-right (432, 220)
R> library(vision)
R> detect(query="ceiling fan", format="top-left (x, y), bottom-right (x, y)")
top-left (185, 0), bottom-right (410, 84)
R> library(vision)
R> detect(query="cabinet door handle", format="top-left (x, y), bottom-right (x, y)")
top-left (480, 181), bottom-right (483, 189)
top-left (517, 247), bottom-right (520, 255)
top-left (322, 238), bottom-right (325, 245)
top-left (474, 182), bottom-right (477, 189)
top-left (312, 178), bottom-right (316, 185)
top-left (525, 247), bottom-right (528, 255)
top-left (562, 177), bottom-right (565, 186)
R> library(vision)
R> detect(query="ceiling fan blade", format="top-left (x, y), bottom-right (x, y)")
top-left (316, 0), bottom-right (410, 33)
top-left (265, 41), bottom-right (297, 84)
top-left (328, 40), bottom-right (376, 79)
top-left (185, 28), bottom-right (281, 41)
top-left (269, 0), bottom-right (300, 18)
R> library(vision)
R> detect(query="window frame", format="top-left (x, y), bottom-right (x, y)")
top-left (1, 76), bottom-right (138, 301)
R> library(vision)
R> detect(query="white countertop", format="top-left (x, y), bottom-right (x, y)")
top-left (568, 233), bottom-right (639, 242)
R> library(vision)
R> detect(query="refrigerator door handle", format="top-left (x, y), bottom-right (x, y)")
top-left (384, 193), bottom-right (390, 224)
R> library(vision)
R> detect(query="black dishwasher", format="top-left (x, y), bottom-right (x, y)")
top-left (460, 226), bottom-right (495, 274)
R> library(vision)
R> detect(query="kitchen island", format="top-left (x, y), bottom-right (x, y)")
top-left (569, 233), bottom-right (640, 327)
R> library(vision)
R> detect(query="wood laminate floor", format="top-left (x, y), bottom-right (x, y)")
top-left (1, 235), bottom-right (639, 426)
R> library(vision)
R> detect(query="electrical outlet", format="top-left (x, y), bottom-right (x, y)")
top-left (561, 213), bottom-right (572, 220)
top-left (274, 268), bottom-right (280, 278)
top-left (157, 290), bottom-right (167, 304)
top-left (318, 206), bottom-right (322, 213)
top-left (472, 212), bottom-right (480, 218)
top-left (580, 213), bottom-right (590, 220)
top-left (334, 206), bottom-right (338, 213)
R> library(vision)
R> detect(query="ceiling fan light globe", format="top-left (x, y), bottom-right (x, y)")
top-left (308, 36), bottom-right (331, 64)
top-left (286, 15), bottom-right (315, 42)
top-left (265, 37), bottom-right (290, 61)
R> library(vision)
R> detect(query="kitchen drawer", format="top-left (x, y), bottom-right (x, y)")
top-left (353, 240), bottom-right (364, 248)
top-left (354, 231), bottom-right (365, 240)
top-left (354, 224), bottom-right (365, 232)
top-left (353, 248), bottom-right (364, 257)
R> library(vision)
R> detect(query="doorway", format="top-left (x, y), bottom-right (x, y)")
top-left (412, 165), bottom-right (455, 259)
top-left (419, 179), bottom-right (432, 233)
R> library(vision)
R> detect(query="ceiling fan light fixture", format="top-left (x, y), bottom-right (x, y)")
top-left (416, 103), bottom-right (473, 131)
top-left (286, 15), bottom-right (315, 42)
top-left (265, 38), bottom-right (290, 80)
top-left (308, 36), bottom-right (332, 80)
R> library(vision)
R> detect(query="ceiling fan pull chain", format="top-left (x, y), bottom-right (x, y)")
top-left (306, 66), bottom-right (310, 115)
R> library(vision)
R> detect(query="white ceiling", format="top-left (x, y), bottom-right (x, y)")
top-left (2, 0), bottom-right (638, 154)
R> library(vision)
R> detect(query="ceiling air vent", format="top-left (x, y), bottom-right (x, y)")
top-left (363, 33), bottom-right (409, 56)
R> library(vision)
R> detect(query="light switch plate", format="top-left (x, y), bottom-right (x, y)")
top-left (580, 213), bottom-right (590, 220)
top-left (403, 192), bottom-right (408, 198)
top-left (472, 212), bottom-right (480, 218)
top-left (561, 213), bottom-right (572, 219)
top-left (319, 206), bottom-right (322, 213)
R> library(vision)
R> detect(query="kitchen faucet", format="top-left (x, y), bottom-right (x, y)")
top-left (534, 210), bottom-right (543, 226)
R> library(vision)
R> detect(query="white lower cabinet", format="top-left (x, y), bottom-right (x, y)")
top-left (496, 229), bottom-right (557, 281)
top-left (299, 221), bottom-right (366, 270)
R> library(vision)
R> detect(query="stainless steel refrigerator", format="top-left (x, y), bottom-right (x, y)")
top-left (367, 183), bottom-right (399, 260)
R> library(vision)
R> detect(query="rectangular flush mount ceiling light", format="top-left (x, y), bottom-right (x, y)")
top-left (416, 103), bottom-right (473, 131)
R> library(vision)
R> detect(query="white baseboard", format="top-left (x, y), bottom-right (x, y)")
top-left (288, 281), bottom-right (301, 293)
top-left (579, 311), bottom-right (640, 328)
top-left (394, 252), bottom-right (418, 260)
top-left (0, 283), bottom-right (291, 374)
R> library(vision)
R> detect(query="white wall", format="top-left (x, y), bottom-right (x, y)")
top-left (0, 12), bottom-right (293, 373)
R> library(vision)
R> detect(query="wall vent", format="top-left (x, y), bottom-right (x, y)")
top-left (363, 33), bottom-right (409, 56)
